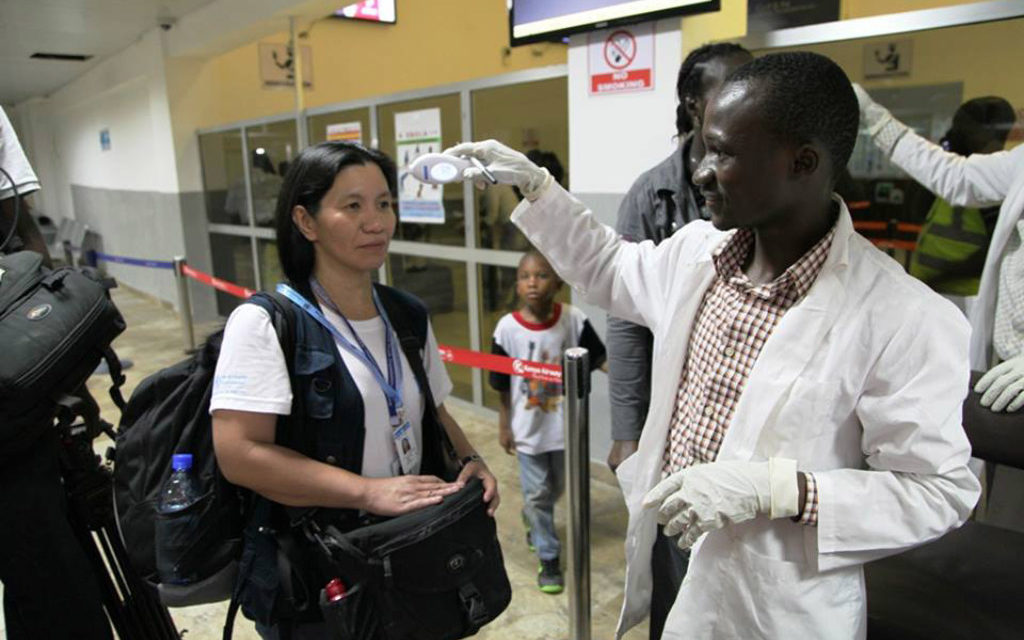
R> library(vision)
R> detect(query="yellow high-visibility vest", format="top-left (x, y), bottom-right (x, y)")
top-left (909, 198), bottom-right (991, 296)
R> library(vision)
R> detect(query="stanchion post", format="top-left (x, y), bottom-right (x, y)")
top-left (173, 256), bottom-right (196, 353)
top-left (563, 347), bottom-right (591, 640)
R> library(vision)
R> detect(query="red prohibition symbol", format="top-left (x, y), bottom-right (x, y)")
top-left (603, 29), bottom-right (636, 70)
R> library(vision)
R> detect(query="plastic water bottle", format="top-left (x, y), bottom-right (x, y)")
top-left (159, 453), bottom-right (200, 513)
top-left (157, 453), bottom-right (201, 585)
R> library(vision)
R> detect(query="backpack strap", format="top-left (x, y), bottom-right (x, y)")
top-left (102, 346), bottom-right (128, 411)
top-left (223, 291), bottom-right (298, 640)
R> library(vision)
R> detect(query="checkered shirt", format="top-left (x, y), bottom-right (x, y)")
top-left (662, 224), bottom-right (837, 526)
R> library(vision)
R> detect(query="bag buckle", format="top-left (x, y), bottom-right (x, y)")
top-left (458, 583), bottom-right (487, 628)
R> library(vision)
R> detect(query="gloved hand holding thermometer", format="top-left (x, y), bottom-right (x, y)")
top-left (643, 458), bottom-right (800, 549)
top-left (407, 140), bottom-right (553, 201)
top-left (975, 354), bottom-right (1024, 412)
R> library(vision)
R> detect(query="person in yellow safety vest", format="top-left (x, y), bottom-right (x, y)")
top-left (909, 96), bottom-right (1016, 296)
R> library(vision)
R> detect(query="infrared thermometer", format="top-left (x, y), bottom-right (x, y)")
top-left (407, 153), bottom-right (498, 185)
top-left (408, 154), bottom-right (471, 184)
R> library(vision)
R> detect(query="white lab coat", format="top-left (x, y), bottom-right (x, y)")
top-left (888, 132), bottom-right (1024, 369)
top-left (512, 184), bottom-right (981, 639)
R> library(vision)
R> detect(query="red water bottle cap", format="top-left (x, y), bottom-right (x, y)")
top-left (325, 578), bottom-right (347, 602)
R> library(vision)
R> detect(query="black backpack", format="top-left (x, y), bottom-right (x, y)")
top-left (112, 292), bottom-right (295, 606)
top-left (0, 249), bottom-right (126, 460)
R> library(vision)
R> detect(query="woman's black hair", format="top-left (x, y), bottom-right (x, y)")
top-left (675, 42), bottom-right (751, 137)
top-left (274, 141), bottom-right (398, 285)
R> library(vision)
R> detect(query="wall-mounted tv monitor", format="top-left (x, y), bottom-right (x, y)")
top-left (510, 0), bottom-right (720, 46)
top-left (333, 0), bottom-right (396, 24)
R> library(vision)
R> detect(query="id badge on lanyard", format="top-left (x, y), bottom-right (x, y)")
top-left (279, 281), bottom-right (421, 475)
top-left (391, 404), bottom-right (419, 476)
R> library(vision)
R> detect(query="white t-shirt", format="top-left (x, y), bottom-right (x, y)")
top-left (210, 301), bottom-right (453, 478)
top-left (490, 303), bottom-right (606, 455)
top-left (0, 107), bottom-right (41, 200)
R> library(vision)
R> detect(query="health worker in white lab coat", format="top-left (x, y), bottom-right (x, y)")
top-left (856, 84), bottom-right (1024, 413)
top-left (449, 52), bottom-right (980, 639)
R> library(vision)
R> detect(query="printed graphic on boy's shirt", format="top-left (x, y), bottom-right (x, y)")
top-left (520, 340), bottom-right (563, 412)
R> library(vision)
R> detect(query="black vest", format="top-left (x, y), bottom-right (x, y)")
top-left (240, 283), bottom-right (457, 625)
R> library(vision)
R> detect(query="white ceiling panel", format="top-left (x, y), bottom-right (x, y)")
top-left (0, 0), bottom-right (218, 104)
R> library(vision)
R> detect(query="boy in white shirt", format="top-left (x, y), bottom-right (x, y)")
top-left (489, 250), bottom-right (606, 593)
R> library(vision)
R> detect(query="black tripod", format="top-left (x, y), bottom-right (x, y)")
top-left (56, 398), bottom-right (180, 639)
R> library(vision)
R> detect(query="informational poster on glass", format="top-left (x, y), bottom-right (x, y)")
top-left (395, 108), bottom-right (445, 224)
top-left (325, 121), bottom-right (363, 143)
top-left (747, 0), bottom-right (839, 33)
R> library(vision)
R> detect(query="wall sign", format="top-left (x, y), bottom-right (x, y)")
top-left (258, 43), bottom-right (314, 89)
top-left (588, 23), bottom-right (655, 96)
top-left (863, 39), bottom-right (913, 78)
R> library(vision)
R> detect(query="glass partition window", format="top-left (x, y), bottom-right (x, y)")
top-left (246, 120), bottom-right (298, 228)
top-left (210, 233), bottom-right (257, 316)
top-left (389, 255), bottom-right (472, 400)
top-left (376, 94), bottom-right (465, 247)
top-left (258, 238), bottom-right (284, 292)
top-left (472, 77), bottom-right (568, 251)
top-left (764, 17), bottom-right (1024, 274)
top-left (307, 107), bottom-right (372, 146)
top-left (199, 129), bottom-right (245, 225)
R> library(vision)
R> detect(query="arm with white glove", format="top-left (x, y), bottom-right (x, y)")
top-left (444, 140), bottom-right (553, 201)
top-left (642, 458), bottom-right (801, 549)
top-left (975, 354), bottom-right (1024, 412)
top-left (853, 83), bottom-right (1018, 208)
top-left (446, 139), bottom-right (708, 332)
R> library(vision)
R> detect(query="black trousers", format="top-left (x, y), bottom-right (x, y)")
top-left (0, 431), bottom-right (113, 639)
top-left (650, 526), bottom-right (690, 640)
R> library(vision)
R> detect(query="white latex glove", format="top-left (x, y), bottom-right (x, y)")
top-left (642, 458), bottom-right (798, 549)
top-left (852, 83), bottom-right (908, 152)
top-left (975, 354), bottom-right (1024, 412)
top-left (444, 140), bottom-right (552, 201)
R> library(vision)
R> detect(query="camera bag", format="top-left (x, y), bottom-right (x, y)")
top-left (310, 477), bottom-right (511, 640)
top-left (0, 249), bottom-right (126, 460)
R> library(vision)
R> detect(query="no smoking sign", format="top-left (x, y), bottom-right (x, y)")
top-left (588, 23), bottom-right (654, 95)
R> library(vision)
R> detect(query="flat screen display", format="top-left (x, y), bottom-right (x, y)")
top-left (334, 0), bottom-right (396, 24)
top-left (510, 0), bottom-right (719, 46)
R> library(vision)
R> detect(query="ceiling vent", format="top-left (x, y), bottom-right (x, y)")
top-left (30, 52), bottom-right (93, 61)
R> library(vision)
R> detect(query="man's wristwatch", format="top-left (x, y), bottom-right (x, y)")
top-left (460, 454), bottom-right (484, 467)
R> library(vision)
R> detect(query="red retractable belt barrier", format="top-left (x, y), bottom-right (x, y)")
top-left (438, 344), bottom-right (562, 383)
top-left (181, 266), bottom-right (563, 382)
top-left (181, 264), bottom-right (258, 299)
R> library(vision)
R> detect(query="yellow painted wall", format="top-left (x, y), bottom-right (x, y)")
top-left (173, 0), bottom-right (566, 131)
top-left (843, 0), bottom-right (980, 19)
top-left (764, 18), bottom-right (1024, 116)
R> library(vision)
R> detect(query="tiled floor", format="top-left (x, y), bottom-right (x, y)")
top-left (1, 286), bottom-right (648, 639)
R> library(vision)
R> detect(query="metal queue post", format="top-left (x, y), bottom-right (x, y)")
top-left (172, 255), bottom-right (196, 353)
top-left (563, 347), bottom-right (592, 640)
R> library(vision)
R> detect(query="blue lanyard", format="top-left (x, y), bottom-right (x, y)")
top-left (277, 281), bottom-right (405, 425)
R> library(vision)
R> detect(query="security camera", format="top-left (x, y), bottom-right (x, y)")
top-left (158, 17), bottom-right (176, 31)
